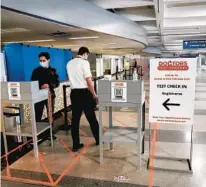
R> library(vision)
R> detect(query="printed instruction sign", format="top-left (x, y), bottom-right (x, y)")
top-left (8, 82), bottom-right (21, 100)
top-left (111, 82), bottom-right (127, 102)
top-left (149, 58), bottom-right (196, 125)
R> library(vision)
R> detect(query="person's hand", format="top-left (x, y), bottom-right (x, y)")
top-left (41, 84), bottom-right (49, 89)
top-left (93, 94), bottom-right (99, 104)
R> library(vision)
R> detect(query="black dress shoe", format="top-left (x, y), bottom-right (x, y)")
top-left (72, 143), bottom-right (84, 152)
top-left (95, 138), bottom-right (100, 146)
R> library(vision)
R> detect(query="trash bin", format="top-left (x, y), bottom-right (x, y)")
top-left (3, 106), bottom-right (22, 143)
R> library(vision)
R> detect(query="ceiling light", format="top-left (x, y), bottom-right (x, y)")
top-left (68, 36), bottom-right (100, 40)
top-left (101, 43), bottom-right (117, 45)
top-left (58, 44), bottom-right (83, 47)
top-left (2, 28), bottom-right (30, 33)
top-left (3, 39), bottom-right (55, 44)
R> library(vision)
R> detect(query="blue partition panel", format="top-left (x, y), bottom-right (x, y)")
top-left (4, 43), bottom-right (24, 81)
top-left (4, 43), bottom-right (72, 82)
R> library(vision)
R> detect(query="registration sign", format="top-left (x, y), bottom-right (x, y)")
top-left (111, 82), bottom-right (127, 102)
top-left (8, 82), bottom-right (21, 100)
top-left (149, 58), bottom-right (196, 125)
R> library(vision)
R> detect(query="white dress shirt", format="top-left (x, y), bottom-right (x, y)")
top-left (66, 57), bottom-right (92, 89)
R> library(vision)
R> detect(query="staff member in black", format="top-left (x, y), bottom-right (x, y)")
top-left (67, 47), bottom-right (99, 152)
top-left (31, 52), bottom-right (59, 139)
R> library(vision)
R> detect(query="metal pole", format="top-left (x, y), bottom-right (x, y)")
top-left (31, 101), bottom-right (39, 159)
top-left (137, 104), bottom-right (142, 169)
top-left (142, 102), bottom-right (145, 154)
top-left (94, 79), bottom-right (97, 93)
top-left (63, 85), bottom-right (68, 126)
top-left (2, 104), bottom-right (9, 169)
top-left (189, 125), bottom-right (193, 171)
top-left (19, 104), bottom-right (27, 143)
top-left (99, 106), bottom-right (103, 164)
top-left (109, 106), bottom-right (113, 150)
top-left (48, 91), bottom-right (54, 148)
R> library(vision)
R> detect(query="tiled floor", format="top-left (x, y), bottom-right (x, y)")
top-left (2, 69), bottom-right (206, 187)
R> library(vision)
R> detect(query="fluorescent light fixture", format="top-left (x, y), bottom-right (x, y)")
top-left (69, 36), bottom-right (100, 40)
top-left (2, 28), bottom-right (30, 33)
top-left (101, 43), bottom-right (116, 45)
top-left (59, 44), bottom-right (83, 47)
top-left (3, 39), bottom-right (55, 44)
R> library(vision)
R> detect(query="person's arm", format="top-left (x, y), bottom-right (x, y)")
top-left (86, 77), bottom-right (98, 100)
top-left (83, 61), bottom-right (98, 101)
top-left (31, 68), bottom-right (48, 89)
top-left (49, 68), bottom-right (60, 89)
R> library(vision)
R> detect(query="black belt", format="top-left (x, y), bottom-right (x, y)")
top-left (71, 88), bottom-right (88, 91)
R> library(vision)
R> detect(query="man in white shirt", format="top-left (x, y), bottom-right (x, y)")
top-left (67, 47), bottom-right (99, 152)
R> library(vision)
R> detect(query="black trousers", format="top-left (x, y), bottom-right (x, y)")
top-left (34, 98), bottom-right (55, 140)
top-left (70, 89), bottom-right (99, 148)
top-left (34, 98), bottom-right (55, 122)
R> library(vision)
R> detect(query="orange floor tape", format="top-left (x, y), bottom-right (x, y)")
top-left (39, 152), bottom-right (54, 184)
top-left (113, 118), bottom-right (130, 127)
top-left (1, 135), bottom-right (93, 187)
top-left (1, 139), bottom-right (33, 159)
top-left (54, 138), bottom-right (94, 186)
top-left (2, 94), bottom-right (149, 186)
top-left (59, 140), bottom-right (75, 158)
top-left (148, 123), bottom-right (158, 187)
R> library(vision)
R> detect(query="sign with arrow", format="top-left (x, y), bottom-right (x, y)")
top-left (149, 58), bottom-right (196, 125)
top-left (162, 98), bottom-right (180, 111)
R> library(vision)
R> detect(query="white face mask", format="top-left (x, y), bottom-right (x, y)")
top-left (40, 61), bottom-right (48, 68)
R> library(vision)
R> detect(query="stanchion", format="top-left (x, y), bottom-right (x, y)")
top-left (48, 90), bottom-right (54, 147)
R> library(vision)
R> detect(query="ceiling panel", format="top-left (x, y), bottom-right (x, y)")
top-left (1, 9), bottom-right (144, 55)
top-left (116, 7), bottom-right (156, 21)
top-left (87, 0), bottom-right (154, 9)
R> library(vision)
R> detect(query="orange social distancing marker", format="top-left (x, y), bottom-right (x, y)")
top-left (103, 127), bottom-right (107, 132)
top-left (1, 176), bottom-right (55, 186)
top-left (1, 139), bottom-right (33, 159)
top-left (59, 140), bottom-right (75, 158)
top-left (1, 130), bottom-right (93, 187)
top-left (148, 123), bottom-right (158, 187)
top-left (39, 152), bottom-right (54, 184)
top-left (54, 138), bottom-right (94, 186)
top-left (113, 118), bottom-right (129, 127)
top-left (79, 128), bottom-right (88, 137)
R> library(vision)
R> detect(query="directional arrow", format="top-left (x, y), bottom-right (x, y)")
top-left (163, 98), bottom-right (180, 111)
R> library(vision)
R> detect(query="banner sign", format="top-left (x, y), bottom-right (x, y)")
top-left (149, 58), bottom-right (196, 125)
top-left (183, 40), bottom-right (206, 49)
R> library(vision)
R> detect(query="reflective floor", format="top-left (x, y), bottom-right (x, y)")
top-left (2, 68), bottom-right (206, 187)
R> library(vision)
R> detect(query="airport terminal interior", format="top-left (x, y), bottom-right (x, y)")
top-left (1, 0), bottom-right (206, 187)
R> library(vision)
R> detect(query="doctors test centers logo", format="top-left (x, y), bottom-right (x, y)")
top-left (114, 175), bottom-right (130, 183)
top-left (158, 60), bottom-right (189, 71)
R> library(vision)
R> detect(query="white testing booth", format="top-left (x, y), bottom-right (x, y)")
top-left (1, 81), bottom-right (53, 160)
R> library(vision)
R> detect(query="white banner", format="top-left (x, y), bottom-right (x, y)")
top-left (149, 58), bottom-right (197, 125)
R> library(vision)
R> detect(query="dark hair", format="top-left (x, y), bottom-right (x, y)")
top-left (39, 52), bottom-right (50, 60)
top-left (78, 47), bottom-right (90, 56)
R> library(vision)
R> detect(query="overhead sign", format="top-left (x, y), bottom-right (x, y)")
top-left (8, 82), bottom-right (21, 100)
top-left (183, 40), bottom-right (206, 49)
top-left (149, 58), bottom-right (196, 125)
top-left (111, 82), bottom-right (127, 102)
top-left (179, 54), bottom-right (198, 58)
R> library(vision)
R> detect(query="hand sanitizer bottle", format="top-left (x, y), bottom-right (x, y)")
top-left (133, 68), bottom-right (138, 81)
